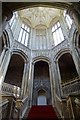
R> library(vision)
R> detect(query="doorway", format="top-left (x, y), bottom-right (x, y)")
top-left (37, 89), bottom-right (47, 105)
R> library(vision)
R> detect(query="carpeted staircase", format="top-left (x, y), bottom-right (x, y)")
top-left (27, 105), bottom-right (59, 120)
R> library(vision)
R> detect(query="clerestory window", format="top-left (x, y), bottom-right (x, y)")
top-left (52, 22), bottom-right (64, 46)
top-left (17, 23), bottom-right (30, 46)
top-left (63, 10), bottom-right (72, 29)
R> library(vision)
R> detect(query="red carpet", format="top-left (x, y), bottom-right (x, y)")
top-left (27, 105), bottom-right (58, 120)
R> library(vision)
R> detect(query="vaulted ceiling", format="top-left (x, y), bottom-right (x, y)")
top-left (2, 2), bottom-right (80, 28)
top-left (19, 7), bottom-right (62, 27)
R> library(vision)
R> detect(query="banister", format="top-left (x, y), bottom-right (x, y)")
top-left (62, 76), bottom-right (80, 87)
top-left (15, 96), bottom-right (30, 119)
top-left (22, 96), bottom-right (29, 103)
top-left (55, 94), bottom-right (66, 102)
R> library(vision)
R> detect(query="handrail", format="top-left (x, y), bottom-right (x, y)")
top-left (55, 94), bottom-right (67, 118)
top-left (22, 96), bottom-right (29, 103)
top-left (55, 94), bottom-right (66, 102)
top-left (15, 96), bottom-right (30, 119)
top-left (2, 82), bottom-right (21, 98)
top-left (62, 76), bottom-right (80, 87)
top-left (21, 96), bottom-right (30, 118)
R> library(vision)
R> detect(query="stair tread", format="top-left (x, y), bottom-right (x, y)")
top-left (26, 105), bottom-right (59, 119)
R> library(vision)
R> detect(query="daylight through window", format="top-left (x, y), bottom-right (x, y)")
top-left (52, 22), bottom-right (64, 46)
top-left (17, 23), bottom-right (30, 46)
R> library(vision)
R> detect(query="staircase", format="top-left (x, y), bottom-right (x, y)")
top-left (26, 105), bottom-right (59, 120)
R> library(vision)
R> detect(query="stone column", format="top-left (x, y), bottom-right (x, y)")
top-left (27, 60), bottom-right (34, 106)
top-left (30, 62), bottom-right (34, 106)
top-left (67, 7), bottom-right (80, 33)
top-left (49, 63), bottom-right (54, 105)
top-left (22, 62), bottom-right (29, 97)
top-left (20, 62), bottom-right (27, 98)
top-left (54, 60), bottom-right (63, 98)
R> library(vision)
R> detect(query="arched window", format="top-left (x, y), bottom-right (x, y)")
top-left (36, 28), bottom-right (46, 49)
top-left (17, 23), bottom-right (30, 46)
top-left (52, 22), bottom-right (64, 46)
top-left (63, 10), bottom-right (72, 29)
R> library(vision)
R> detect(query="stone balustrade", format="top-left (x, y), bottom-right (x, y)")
top-left (55, 94), bottom-right (68, 118)
top-left (14, 96), bottom-right (30, 119)
top-left (62, 77), bottom-right (80, 96)
top-left (2, 82), bottom-right (21, 98)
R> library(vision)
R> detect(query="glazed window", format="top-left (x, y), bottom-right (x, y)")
top-left (17, 23), bottom-right (30, 46)
top-left (52, 22), bottom-right (64, 46)
top-left (64, 10), bottom-right (72, 29)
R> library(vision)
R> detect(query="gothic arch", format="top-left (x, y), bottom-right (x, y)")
top-left (33, 85), bottom-right (51, 105)
top-left (58, 52), bottom-right (78, 84)
top-left (0, 30), bottom-right (10, 58)
top-left (4, 52), bottom-right (26, 88)
top-left (32, 56), bottom-right (51, 65)
top-left (3, 30), bottom-right (10, 48)
top-left (32, 59), bottom-right (52, 105)
top-left (73, 29), bottom-right (80, 48)
top-left (11, 49), bottom-right (28, 63)
top-left (54, 48), bottom-right (71, 61)
top-left (35, 86), bottom-right (49, 93)
top-left (72, 29), bottom-right (80, 56)
top-left (38, 89), bottom-right (47, 96)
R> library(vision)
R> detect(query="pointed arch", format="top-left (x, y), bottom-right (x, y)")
top-left (11, 49), bottom-right (28, 63)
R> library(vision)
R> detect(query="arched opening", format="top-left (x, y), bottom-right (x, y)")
top-left (73, 31), bottom-right (80, 55)
top-left (34, 61), bottom-right (49, 80)
top-left (32, 60), bottom-right (51, 105)
top-left (37, 89), bottom-right (47, 105)
top-left (78, 34), bottom-right (80, 48)
top-left (4, 54), bottom-right (24, 88)
top-left (58, 53), bottom-right (78, 84)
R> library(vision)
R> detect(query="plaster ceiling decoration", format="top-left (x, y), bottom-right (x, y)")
top-left (18, 7), bottom-right (63, 28)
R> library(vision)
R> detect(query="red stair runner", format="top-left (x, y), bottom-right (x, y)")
top-left (27, 105), bottom-right (58, 120)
